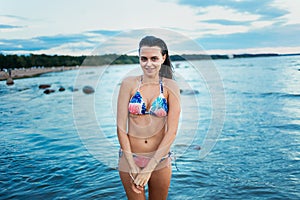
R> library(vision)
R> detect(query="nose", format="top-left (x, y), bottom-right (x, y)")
top-left (145, 59), bottom-right (153, 66)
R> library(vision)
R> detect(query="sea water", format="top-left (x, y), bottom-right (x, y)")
top-left (0, 55), bottom-right (299, 199)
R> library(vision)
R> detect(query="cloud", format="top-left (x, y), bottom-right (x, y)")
top-left (87, 30), bottom-right (121, 36)
top-left (0, 24), bottom-right (23, 29)
top-left (178, 0), bottom-right (288, 20)
top-left (0, 33), bottom-right (95, 52)
top-left (196, 24), bottom-right (300, 50)
top-left (0, 14), bottom-right (27, 34)
top-left (1, 0), bottom-right (299, 55)
top-left (272, 0), bottom-right (300, 25)
top-left (89, 28), bottom-right (210, 55)
top-left (0, 14), bottom-right (27, 23)
top-left (0, 0), bottom-right (210, 39)
top-left (196, 5), bottom-right (260, 21)
top-left (156, 4), bottom-right (281, 40)
top-left (201, 19), bottom-right (251, 26)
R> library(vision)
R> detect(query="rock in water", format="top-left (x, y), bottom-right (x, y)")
top-left (82, 86), bottom-right (95, 94)
top-left (58, 87), bottom-right (65, 92)
top-left (180, 89), bottom-right (200, 95)
top-left (44, 89), bottom-right (55, 94)
top-left (193, 145), bottom-right (201, 150)
top-left (6, 77), bottom-right (14, 86)
top-left (39, 84), bottom-right (51, 89)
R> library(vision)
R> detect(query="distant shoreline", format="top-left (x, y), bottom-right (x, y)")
top-left (0, 66), bottom-right (77, 81)
top-left (170, 53), bottom-right (300, 61)
top-left (1, 53), bottom-right (300, 82)
top-left (1, 52), bottom-right (300, 70)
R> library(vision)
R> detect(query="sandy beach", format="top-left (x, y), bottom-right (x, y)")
top-left (0, 66), bottom-right (78, 81)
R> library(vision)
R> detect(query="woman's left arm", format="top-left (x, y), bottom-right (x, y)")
top-left (134, 80), bottom-right (181, 187)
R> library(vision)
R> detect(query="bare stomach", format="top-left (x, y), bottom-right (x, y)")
top-left (128, 127), bottom-right (165, 154)
top-left (128, 115), bottom-right (167, 153)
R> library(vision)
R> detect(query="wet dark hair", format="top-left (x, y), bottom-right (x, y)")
top-left (138, 36), bottom-right (173, 79)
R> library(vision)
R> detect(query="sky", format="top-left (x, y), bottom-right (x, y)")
top-left (1, 0), bottom-right (300, 56)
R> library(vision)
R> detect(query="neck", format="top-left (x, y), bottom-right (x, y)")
top-left (142, 74), bottom-right (160, 83)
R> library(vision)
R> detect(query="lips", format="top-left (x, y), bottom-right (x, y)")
top-left (145, 66), bottom-right (156, 73)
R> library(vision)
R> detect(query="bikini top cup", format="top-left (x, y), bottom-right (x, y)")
top-left (128, 76), bottom-right (168, 117)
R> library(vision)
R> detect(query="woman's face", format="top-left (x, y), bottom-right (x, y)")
top-left (139, 46), bottom-right (166, 78)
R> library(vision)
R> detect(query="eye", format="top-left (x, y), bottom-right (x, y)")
top-left (151, 57), bottom-right (158, 61)
top-left (140, 57), bottom-right (147, 62)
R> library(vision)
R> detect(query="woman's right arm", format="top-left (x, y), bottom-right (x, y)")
top-left (117, 78), bottom-right (139, 173)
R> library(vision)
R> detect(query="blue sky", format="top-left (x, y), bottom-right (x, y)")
top-left (0, 0), bottom-right (300, 55)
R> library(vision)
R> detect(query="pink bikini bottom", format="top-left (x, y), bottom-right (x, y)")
top-left (119, 149), bottom-right (172, 168)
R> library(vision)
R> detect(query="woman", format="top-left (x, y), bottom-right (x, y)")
top-left (117, 36), bottom-right (181, 200)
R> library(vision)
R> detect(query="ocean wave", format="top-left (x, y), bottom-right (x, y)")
top-left (260, 92), bottom-right (300, 98)
top-left (237, 91), bottom-right (300, 99)
top-left (272, 124), bottom-right (300, 131)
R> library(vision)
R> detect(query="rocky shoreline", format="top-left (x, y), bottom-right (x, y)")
top-left (0, 66), bottom-right (78, 82)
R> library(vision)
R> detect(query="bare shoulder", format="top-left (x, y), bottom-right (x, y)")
top-left (164, 78), bottom-right (180, 96)
top-left (163, 78), bottom-right (180, 92)
top-left (120, 76), bottom-right (140, 87)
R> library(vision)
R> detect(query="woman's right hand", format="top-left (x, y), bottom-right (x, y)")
top-left (131, 182), bottom-right (144, 194)
top-left (129, 165), bottom-right (144, 194)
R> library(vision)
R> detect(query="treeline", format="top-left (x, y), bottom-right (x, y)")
top-left (170, 54), bottom-right (229, 61)
top-left (0, 54), bottom-right (85, 69)
top-left (0, 54), bottom-right (139, 69)
top-left (82, 54), bottom-right (139, 66)
top-left (1, 52), bottom-right (295, 69)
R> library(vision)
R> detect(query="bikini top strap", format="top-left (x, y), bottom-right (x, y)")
top-left (137, 75), bottom-right (143, 91)
top-left (159, 76), bottom-right (163, 93)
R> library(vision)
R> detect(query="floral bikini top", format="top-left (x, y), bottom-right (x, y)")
top-left (128, 76), bottom-right (168, 117)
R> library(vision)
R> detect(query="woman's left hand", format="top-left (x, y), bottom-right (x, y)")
top-left (131, 181), bottom-right (144, 193)
top-left (133, 172), bottom-right (152, 187)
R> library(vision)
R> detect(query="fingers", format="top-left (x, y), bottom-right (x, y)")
top-left (134, 173), bottom-right (151, 187)
top-left (129, 172), bottom-right (144, 194)
top-left (134, 179), bottom-right (145, 187)
top-left (131, 182), bottom-right (143, 194)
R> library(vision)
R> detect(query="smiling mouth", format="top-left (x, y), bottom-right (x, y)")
top-left (145, 66), bottom-right (156, 72)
